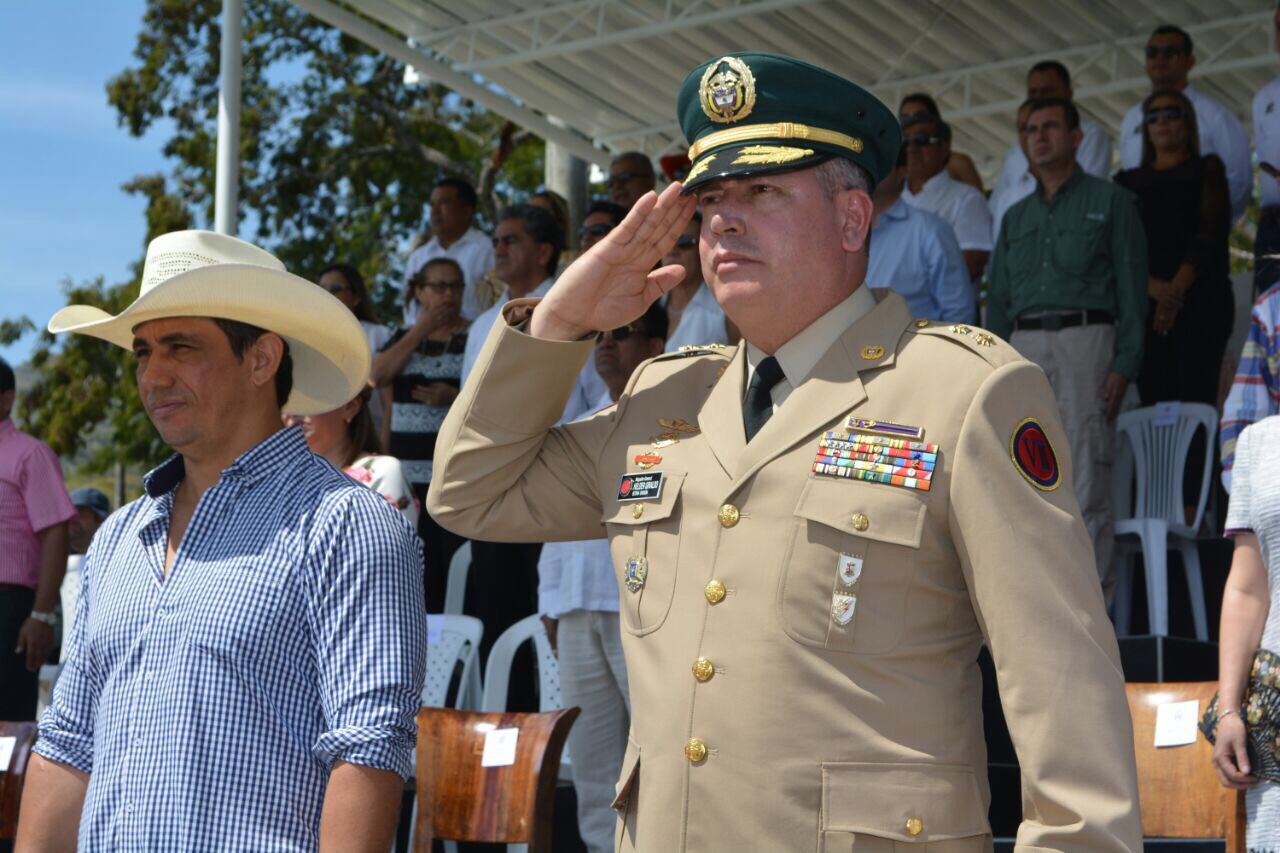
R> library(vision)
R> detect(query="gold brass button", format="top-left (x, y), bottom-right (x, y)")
top-left (718, 503), bottom-right (740, 527)
top-left (905, 817), bottom-right (923, 837)
top-left (914, 319), bottom-right (930, 329)
top-left (685, 737), bottom-right (707, 763)
top-left (704, 579), bottom-right (726, 604)
top-left (631, 504), bottom-right (644, 519)
top-left (692, 657), bottom-right (715, 682)
top-left (851, 513), bottom-right (870, 532)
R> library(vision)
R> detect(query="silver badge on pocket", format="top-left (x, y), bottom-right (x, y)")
top-left (831, 592), bottom-right (857, 626)
top-left (837, 554), bottom-right (863, 587)
top-left (623, 556), bottom-right (648, 593)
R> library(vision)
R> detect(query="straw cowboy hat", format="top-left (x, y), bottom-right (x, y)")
top-left (48, 230), bottom-right (370, 415)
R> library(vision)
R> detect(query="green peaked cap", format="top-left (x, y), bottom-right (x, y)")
top-left (676, 52), bottom-right (902, 192)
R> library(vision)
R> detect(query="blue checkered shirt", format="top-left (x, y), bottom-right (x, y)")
top-left (35, 427), bottom-right (427, 851)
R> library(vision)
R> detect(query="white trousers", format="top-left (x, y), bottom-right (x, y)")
top-left (558, 609), bottom-right (631, 853)
top-left (1011, 324), bottom-right (1117, 599)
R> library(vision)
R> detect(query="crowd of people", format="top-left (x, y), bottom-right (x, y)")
top-left (10, 14), bottom-right (1280, 853)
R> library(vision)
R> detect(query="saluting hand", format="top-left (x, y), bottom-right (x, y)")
top-left (531, 183), bottom-right (696, 341)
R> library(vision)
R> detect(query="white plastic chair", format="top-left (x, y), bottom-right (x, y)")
top-left (421, 614), bottom-right (484, 710)
top-left (443, 542), bottom-right (471, 616)
top-left (481, 613), bottom-right (564, 713)
top-left (1111, 402), bottom-right (1215, 639)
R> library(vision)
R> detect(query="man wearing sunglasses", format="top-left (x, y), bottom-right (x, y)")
top-left (901, 114), bottom-right (993, 284)
top-left (432, 52), bottom-right (1140, 852)
top-left (1119, 24), bottom-right (1250, 221)
top-left (607, 152), bottom-right (657, 210)
top-left (579, 201), bottom-right (627, 252)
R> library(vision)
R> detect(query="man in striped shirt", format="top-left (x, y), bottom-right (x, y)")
top-left (1221, 284), bottom-right (1280, 490)
top-left (19, 231), bottom-right (426, 852)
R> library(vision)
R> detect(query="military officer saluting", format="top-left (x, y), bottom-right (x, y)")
top-left (430, 53), bottom-right (1141, 851)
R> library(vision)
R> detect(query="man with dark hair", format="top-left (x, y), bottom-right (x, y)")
top-left (0, 356), bottom-right (74, 722)
top-left (990, 60), bottom-right (1114, 243)
top-left (1120, 23), bottom-right (1250, 220)
top-left (988, 97), bottom-right (1147, 602)
top-left (404, 175), bottom-right (496, 322)
top-left (20, 230), bottom-right (426, 852)
top-left (900, 113), bottom-right (993, 282)
top-left (432, 52), bottom-right (1141, 851)
top-left (607, 152), bottom-right (657, 210)
top-left (580, 200), bottom-right (628, 252)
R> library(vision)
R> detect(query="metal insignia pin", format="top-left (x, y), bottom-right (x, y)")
top-left (831, 592), bottom-right (857, 626)
top-left (837, 554), bottom-right (863, 587)
top-left (657, 418), bottom-right (700, 435)
top-left (635, 453), bottom-right (663, 469)
top-left (623, 556), bottom-right (648, 593)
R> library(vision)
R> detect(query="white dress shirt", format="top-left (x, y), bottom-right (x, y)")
top-left (664, 283), bottom-right (731, 352)
top-left (744, 285), bottom-right (878, 412)
top-left (403, 226), bottom-right (496, 322)
top-left (1120, 84), bottom-right (1251, 221)
top-left (460, 277), bottom-right (554, 387)
top-left (901, 170), bottom-right (993, 252)
top-left (989, 117), bottom-right (1113, 244)
top-left (1255, 76), bottom-right (1280, 210)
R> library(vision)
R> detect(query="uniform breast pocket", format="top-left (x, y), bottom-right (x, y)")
top-left (603, 474), bottom-right (685, 636)
top-left (1058, 219), bottom-right (1107, 276)
top-left (779, 477), bottom-right (927, 655)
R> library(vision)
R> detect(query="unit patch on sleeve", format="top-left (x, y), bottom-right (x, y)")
top-left (1010, 418), bottom-right (1060, 491)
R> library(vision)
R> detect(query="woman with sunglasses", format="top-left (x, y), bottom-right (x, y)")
top-left (1114, 90), bottom-right (1231, 413)
top-left (370, 257), bottom-right (470, 609)
top-left (659, 210), bottom-right (739, 351)
top-left (318, 262), bottom-right (393, 356)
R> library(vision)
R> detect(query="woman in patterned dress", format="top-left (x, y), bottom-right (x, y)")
top-left (1214, 414), bottom-right (1280, 850)
top-left (370, 257), bottom-right (469, 611)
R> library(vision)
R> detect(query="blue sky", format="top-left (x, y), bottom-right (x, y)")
top-left (0, 1), bottom-right (168, 371)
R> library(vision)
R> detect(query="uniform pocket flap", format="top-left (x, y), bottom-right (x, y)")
top-left (821, 762), bottom-right (988, 841)
top-left (601, 473), bottom-right (686, 526)
top-left (611, 738), bottom-right (641, 811)
top-left (796, 476), bottom-right (927, 548)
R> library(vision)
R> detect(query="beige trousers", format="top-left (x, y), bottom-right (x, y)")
top-left (1010, 324), bottom-right (1117, 599)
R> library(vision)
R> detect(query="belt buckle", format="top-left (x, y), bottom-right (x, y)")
top-left (1041, 313), bottom-right (1064, 332)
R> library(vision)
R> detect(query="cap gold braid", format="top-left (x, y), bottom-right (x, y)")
top-left (688, 121), bottom-right (863, 161)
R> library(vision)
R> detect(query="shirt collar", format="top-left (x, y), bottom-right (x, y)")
top-left (1035, 164), bottom-right (1084, 200)
top-left (142, 425), bottom-right (309, 499)
top-left (746, 285), bottom-right (878, 389)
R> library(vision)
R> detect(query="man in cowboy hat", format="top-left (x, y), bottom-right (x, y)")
top-left (429, 53), bottom-right (1141, 850)
top-left (18, 231), bottom-right (426, 852)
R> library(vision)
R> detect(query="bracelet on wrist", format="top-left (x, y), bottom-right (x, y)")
top-left (1218, 708), bottom-right (1243, 723)
top-left (28, 610), bottom-right (57, 627)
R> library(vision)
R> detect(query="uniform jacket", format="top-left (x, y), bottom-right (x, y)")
top-left (428, 290), bottom-right (1142, 852)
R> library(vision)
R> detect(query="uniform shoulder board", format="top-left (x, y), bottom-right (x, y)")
top-left (905, 319), bottom-right (1022, 369)
top-left (651, 343), bottom-right (736, 361)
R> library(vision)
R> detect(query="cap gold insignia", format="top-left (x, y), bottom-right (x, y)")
top-left (700, 56), bottom-right (757, 124)
top-left (731, 145), bottom-right (815, 166)
top-left (685, 155), bottom-right (715, 183)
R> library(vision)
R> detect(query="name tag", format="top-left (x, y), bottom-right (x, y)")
top-left (618, 472), bottom-right (665, 502)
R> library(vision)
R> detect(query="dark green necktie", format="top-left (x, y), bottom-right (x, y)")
top-left (743, 356), bottom-right (785, 442)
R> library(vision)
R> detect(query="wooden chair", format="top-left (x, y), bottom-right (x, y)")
top-left (1126, 682), bottom-right (1245, 851)
top-left (0, 721), bottom-right (39, 840)
top-left (414, 706), bottom-right (578, 853)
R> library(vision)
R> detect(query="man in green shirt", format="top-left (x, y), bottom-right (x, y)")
top-left (988, 96), bottom-right (1147, 602)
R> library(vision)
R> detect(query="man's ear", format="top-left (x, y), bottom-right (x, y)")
top-left (839, 188), bottom-right (875, 255)
top-left (249, 333), bottom-right (286, 393)
top-left (537, 243), bottom-right (554, 273)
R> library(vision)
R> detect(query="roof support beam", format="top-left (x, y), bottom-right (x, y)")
top-left (289, 0), bottom-right (612, 168)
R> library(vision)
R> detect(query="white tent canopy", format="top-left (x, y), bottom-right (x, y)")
top-left (284, 0), bottom-right (1277, 180)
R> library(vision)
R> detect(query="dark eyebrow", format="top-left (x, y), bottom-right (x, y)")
top-left (132, 332), bottom-right (202, 350)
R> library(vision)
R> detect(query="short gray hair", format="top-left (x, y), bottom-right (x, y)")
top-left (814, 158), bottom-right (872, 199)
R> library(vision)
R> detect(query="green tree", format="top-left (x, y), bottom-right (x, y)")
top-left (7, 0), bottom-right (545, 474)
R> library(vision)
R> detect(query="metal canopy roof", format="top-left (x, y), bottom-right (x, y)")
top-left (290, 0), bottom-right (1276, 180)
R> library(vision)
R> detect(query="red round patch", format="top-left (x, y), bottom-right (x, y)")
top-left (620, 478), bottom-right (633, 496)
top-left (1011, 419), bottom-right (1060, 491)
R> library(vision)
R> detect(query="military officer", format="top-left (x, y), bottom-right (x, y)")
top-left (429, 53), bottom-right (1141, 852)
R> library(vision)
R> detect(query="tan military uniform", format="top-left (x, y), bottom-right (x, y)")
top-left (428, 290), bottom-right (1142, 852)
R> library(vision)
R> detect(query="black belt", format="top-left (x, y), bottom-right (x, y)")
top-left (1014, 310), bottom-right (1113, 332)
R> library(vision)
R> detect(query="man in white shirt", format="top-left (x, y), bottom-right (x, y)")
top-left (403, 177), bottom-right (496, 322)
top-left (901, 114), bottom-right (993, 282)
top-left (537, 302), bottom-right (668, 853)
top-left (1119, 24), bottom-right (1251, 222)
top-left (989, 61), bottom-right (1114, 243)
top-left (1254, 7), bottom-right (1280, 295)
